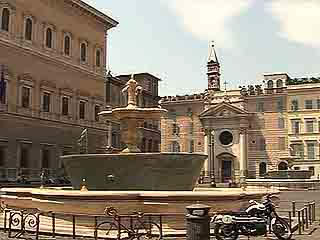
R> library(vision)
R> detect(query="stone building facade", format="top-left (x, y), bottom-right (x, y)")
top-left (0, 0), bottom-right (118, 180)
top-left (160, 43), bottom-right (320, 183)
top-left (105, 72), bottom-right (161, 153)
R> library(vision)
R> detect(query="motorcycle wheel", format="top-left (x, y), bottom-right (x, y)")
top-left (214, 223), bottom-right (239, 240)
top-left (272, 217), bottom-right (292, 240)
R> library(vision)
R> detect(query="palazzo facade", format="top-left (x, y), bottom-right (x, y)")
top-left (160, 43), bottom-right (320, 183)
top-left (0, 0), bottom-right (118, 180)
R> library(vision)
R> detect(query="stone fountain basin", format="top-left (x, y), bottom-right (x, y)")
top-left (61, 153), bottom-right (207, 191)
top-left (0, 187), bottom-right (278, 231)
top-left (99, 107), bottom-right (167, 120)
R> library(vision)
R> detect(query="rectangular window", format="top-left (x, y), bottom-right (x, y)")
top-left (294, 167), bottom-right (300, 170)
top-left (21, 86), bottom-right (30, 108)
top-left (278, 137), bottom-right (285, 150)
top-left (307, 142), bottom-right (315, 159)
top-left (278, 117), bottom-right (285, 129)
top-left (20, 145), bottom-right (30, 168)
top-left (42, 149), bottom-right (50, 169)
top-left (0, 146), bottom-right (5, 166)
top-left (256, 101), bottom-right (264, 112)
top-left (292, 144), bottom-right (304, 159)
top-left (292, 121), bottom-right (300, 134)
top-left (306, 120), bottom-right (314, 133)
top-left (79, 101), bottom-right (85, 119)
top-left (305, 100), bottom-right (313, 109)
top-left (0, 81), bottom-right (6, 104)
top-left (317, 99), bottom-right (320, 109)
top-left (62, 97), bottom-right (69, 116)
top-left (43, 92), bottom-right (51, 112)
top-left (94, 105), bottom-right (100, 121)
top-left (189, 140), bottom-right (194, 153)
top-left (277, 97), bottom-right (284, 112)
top-left (291, 100), bottom-right (299, 111)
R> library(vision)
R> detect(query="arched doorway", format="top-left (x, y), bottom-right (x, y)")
top-left (217, 153), bottom-right (235, 183)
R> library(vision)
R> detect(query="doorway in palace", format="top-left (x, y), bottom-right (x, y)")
top-left (221, 160), bottom-right (232, 183)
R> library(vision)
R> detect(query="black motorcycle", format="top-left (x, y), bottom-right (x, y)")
top-left (211, 194), bottom-right (292, 240)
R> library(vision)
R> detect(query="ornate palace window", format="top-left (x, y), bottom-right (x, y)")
top-left (21, 86), bottom-right (31, 108)
top-left (96, 49), bottom-right (101, 67)
top-left (1, 8), bottom-right (10, 31)
top-left (80, 42), bottom-right (87, 62)
top-left (61, 96), bottom-right (69, 116)
top-left (25, 18), bottom-right (33, 41)
top-left (79, 101), bottom-right (86, 119)
top-left (64, 35), bottom-right (71, 56)
top-left (45, 28), bottom-right (52, 48)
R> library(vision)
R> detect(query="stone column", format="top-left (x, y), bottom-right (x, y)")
top-left (107, 121), bottom-right (112, 147)
top-left (239, 128), bottom-right (247, 184)
top-left (207, 131), bottom-right (212, 177)
top-left (203, 131), bottom-right (208, 173)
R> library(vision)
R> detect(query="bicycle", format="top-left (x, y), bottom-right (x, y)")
top-left (94, 207), bottom-right (162, 240)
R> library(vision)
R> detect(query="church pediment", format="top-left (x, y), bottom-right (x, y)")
top-left (199, 102), bottom-right (249, 118)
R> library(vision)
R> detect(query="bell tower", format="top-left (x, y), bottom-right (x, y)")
top-left (207, 41), bottom-right (220, 91)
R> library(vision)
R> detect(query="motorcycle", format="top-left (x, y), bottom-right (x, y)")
top-left (211, 193), bottom-right (292, 240)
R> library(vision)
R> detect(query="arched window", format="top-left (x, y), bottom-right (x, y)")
top-left (278, 162), bottom-right (288, 171)
top-left (1, 8), bottom-right (10, 31)
top-left (45, 28), bottom-right (52, 48)
top-left (267, 80), bottom-right (273, 89)
top-left (276, 79), bottom-right (283, 88)
top-left (80, 43), bottom-right (86, 62)
top-left (64, 35), bottom-right (70, 56)
top-left (96, 49), bottom-right (101, 67)
top-left (25, 18), bottom-right (33, 41)
top-left (259, 162), bottom-right (267, 177)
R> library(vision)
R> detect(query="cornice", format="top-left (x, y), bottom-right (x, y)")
top-left (66, 0), bottom-right (118, 29)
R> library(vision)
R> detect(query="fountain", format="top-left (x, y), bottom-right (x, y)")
top-left (0, 76), bottom-right (278, 235)
top-left (61, 74), bottom-right (207, 191)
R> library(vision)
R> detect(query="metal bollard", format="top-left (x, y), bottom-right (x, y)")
top-left (304, 205), bottom-right (308, 229)
top-left (292, 201), bottom-right (296, 217)
top-left (298, 210), bottom-right (302, 235)
top-left (301, 209), bottom-right (305, 231)
top-left (288, 211), bottom-right (292, 230)
top-left (186, 204), bottom-right (211, 240)
top-left (308, 203), bottom-right (312, 225)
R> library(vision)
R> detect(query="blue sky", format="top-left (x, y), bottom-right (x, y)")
top-left (83, 0), bottom-right (320, 96)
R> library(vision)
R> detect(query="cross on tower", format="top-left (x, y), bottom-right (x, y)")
top-left (224, 80), bottom-right (228, 92)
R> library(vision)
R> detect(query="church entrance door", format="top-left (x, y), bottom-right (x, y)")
top-left (221, 160), bottom-right (232, 183)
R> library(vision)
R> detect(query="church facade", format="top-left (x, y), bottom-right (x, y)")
top-left (160, 43), bottom-right (320, 183)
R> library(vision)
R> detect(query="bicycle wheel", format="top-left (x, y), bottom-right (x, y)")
top-left (95, 221), bottom-right (119, 240)
top-left (136, 221), bottom-right (162, 240)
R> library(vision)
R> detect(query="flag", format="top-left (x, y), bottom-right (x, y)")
top-left (77, 129), bottom-right (88, 153)
top-left (0, 69), bottom-right (5, 104)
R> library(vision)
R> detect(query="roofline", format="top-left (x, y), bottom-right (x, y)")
top-left (263, 72), bottom-right (290, 77)
top-left (70, 0), bottom-right (119, 28)
top-left (116, 72), bottom-right (163, 81)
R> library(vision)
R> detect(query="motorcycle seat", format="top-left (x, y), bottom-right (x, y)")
top-left (216, 211), bottom-right (249, 216)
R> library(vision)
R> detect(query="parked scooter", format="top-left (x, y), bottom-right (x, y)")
top-left (211, 193), bottom-right (292, 240)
